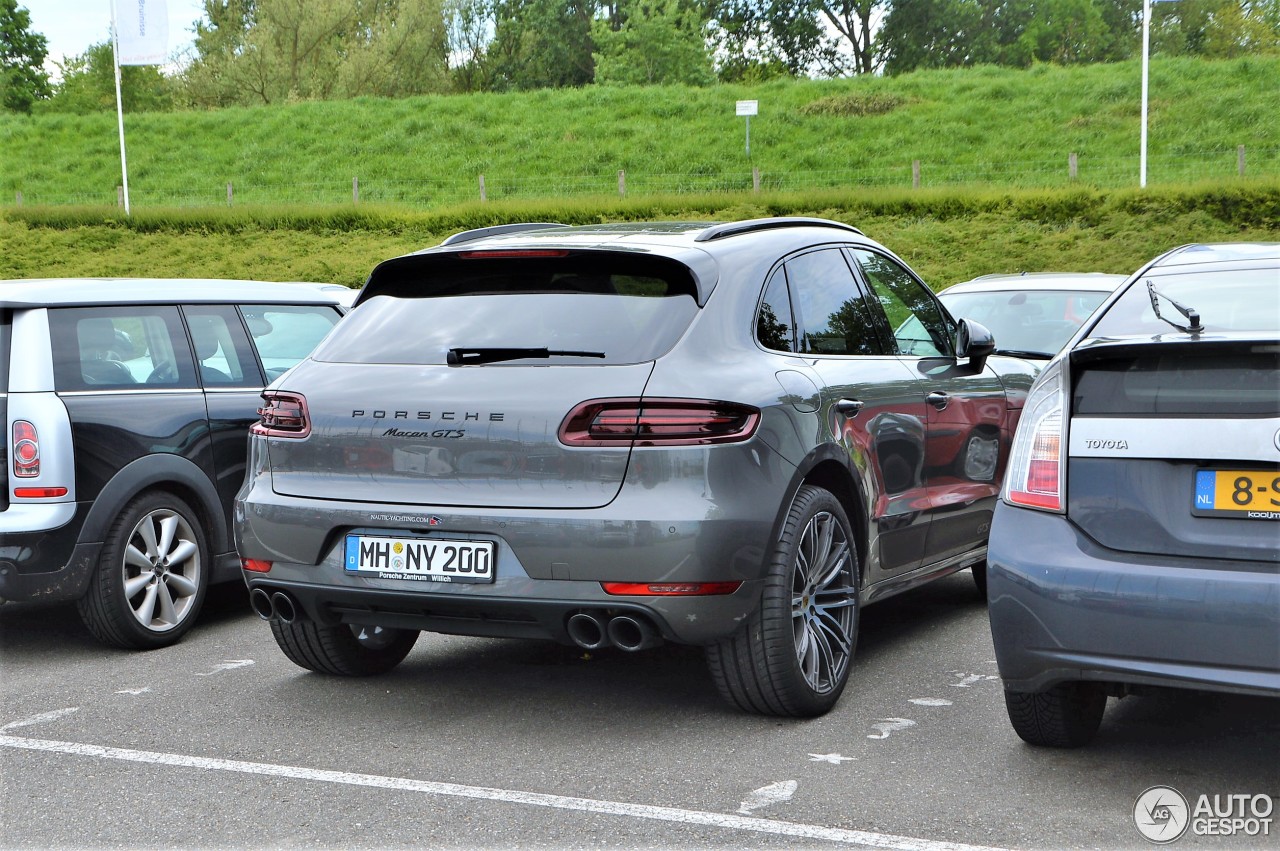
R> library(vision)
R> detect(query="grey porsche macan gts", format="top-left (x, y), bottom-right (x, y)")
top-left (234, 218), bottom-right (1030, 716)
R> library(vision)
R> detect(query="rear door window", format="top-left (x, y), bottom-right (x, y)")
top-left (182, 305), bottom-right (263, 387)
top-left (785, 248), bottom-right (885, 356)
top-left (315, 255), bottom-right (698, 366)
top-left (49, 307), bottom-right (197, 391)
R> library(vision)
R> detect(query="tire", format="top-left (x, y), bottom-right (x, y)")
top-left (77, 491), bottom-right (208, 650)
top-left (270, 619), bottom-right (418, 676)
top-left (1004, 682), bottom-right (1107, 748)
top-left (707, 485), bottom-right (860, 717)
top-left (971, 561), bottom-right (988, 600)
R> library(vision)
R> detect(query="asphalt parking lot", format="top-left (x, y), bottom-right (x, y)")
top-left (2, 571), bottom-right (1276, 850)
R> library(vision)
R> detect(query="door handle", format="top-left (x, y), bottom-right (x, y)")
top-left (835, 398), bottom-right (864, 416)
top-left (927, 391), bottom-right (950, 411)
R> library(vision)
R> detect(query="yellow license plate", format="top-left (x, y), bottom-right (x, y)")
top-left (1193, 469), bottom-right (1280, 519)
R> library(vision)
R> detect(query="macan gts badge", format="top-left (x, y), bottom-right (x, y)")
top-left (235, 218), bottom-right (1033, 716)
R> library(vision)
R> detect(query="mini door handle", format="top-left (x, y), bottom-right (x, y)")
top-left (835, 398), bottom-right (864, 416)
top-left (927, 391), bottom-right (950, 410)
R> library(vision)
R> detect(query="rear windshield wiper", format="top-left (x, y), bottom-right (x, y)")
top-left (446, 347), bottom-right (607, 366)
top-left (1147, 281), bottom-right (1203, 334)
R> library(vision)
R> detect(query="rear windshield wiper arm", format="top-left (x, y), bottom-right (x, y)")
top-left (446, 347), bottom-right (607, 366)
top-left (1146, 281), bottom-right (1203, 334)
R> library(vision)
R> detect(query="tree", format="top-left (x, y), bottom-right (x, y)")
top-left (181, 0), bottom-right (450, 106)
top-left (820, 0), bottom-right (887, 74)
top-left (1153, 0), bottom-right (1280, 57)
top-left (45, 41), bottom-right (176, 113)
top-left (709, 0), bottom-right (839, 79)
top-left (488, 0), bottom-right (596, 89)
top-left (593, 0), bottom-right (715, 85)
top-left (0, 0), bottom-right (51, 113)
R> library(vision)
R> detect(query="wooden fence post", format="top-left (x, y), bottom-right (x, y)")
top-left (227, 182), bottom-right (233, 206)
top-left (353, 176), bottom-right (359, 204)
top-left (1238, 145), bottom-right (1246, 177)
top-left (1069, 152), bottom-right (1078, 180)
top-left (752, 167), bottom-right (760, 193)
top-left (479, 174), bottom-right (486, 202)
top-left (117, 186), bottom-right (124, 208)
top-left (618, 170), bottom-right (626, 197)
top-left (912, 161), bottom-right (921, 189)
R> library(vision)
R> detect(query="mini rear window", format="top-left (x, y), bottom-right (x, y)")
top-left (315, 254), bottom-right (699, 365)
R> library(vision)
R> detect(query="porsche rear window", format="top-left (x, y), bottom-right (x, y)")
top-left (315, 255), bottom-right (699, 365)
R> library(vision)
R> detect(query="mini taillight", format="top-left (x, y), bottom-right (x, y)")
top-left (1004, 365), bottom-right (1066, 512)
top-left (241, 558), bottom-right (273, 573)
top-left (12, 421), bottom-right (39, 477)
top-left (13, 487), bottom-right (68, 498)
top-left (559, 398), bottom-right (760, 447)
top-left (601, 582), bottom-right (742, 596)
top-left (252, 391), bottom-right (311, 438)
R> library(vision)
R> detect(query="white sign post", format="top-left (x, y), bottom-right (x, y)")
top-left (736, 100), bottom-right (758, 157)
top-left (111, 0), bottom-right (169, 215)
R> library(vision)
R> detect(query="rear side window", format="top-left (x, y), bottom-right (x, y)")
top-left (757, 267), bottom-right (796, 352)
top-left (241, 305), bottom-right (342, 381)
top-left (49, 307), bottom-right (196, 391)
top-left (315, 255), bottom-right (698, 366)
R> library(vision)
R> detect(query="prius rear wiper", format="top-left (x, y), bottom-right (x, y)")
top-left (446, 347), bottom-right (606, 366)
top-left (1147, 281), bottom-right (1204, 334)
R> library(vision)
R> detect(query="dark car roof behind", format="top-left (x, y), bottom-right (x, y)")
top-left (0, 278), bottom-right (345, 309)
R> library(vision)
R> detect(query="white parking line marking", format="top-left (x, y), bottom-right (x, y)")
top-left (115, 688), bottom-right (151, 696)
top-left (808, 753), bottom-right (856, 764)
top-left (867, 718), bottom-right (916, 740)
top-left (737, 779), bottom-right (797, 815)
top-left (0, 733), bottom-right (1010, 851)
top-left (195, 659), bottom-right (255, 676)
top-left (908, 698), bottom-right (952, 707)
top-left (0, 708), bottom-right (80, 732)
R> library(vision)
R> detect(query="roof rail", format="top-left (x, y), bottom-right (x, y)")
top-left (439, 222), bottom-right (569, 247)
top-left (694, 217), bottom-right (863, 243)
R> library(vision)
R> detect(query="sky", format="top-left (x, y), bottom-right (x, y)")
top-left (24, 0), bottom-right (208, 75)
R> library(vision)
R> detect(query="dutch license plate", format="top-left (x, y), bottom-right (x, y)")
top-left (344, 535), bottom-right (496, 583)
top-left (1192, 469), bottom-right (1280, 520)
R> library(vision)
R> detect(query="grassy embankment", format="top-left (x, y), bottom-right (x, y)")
top-left (1, 57), bottom-right (1276, 287)
top-left (3, 56), bottom-right (1277, 205)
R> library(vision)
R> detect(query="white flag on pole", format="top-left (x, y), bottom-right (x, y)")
top-left (116, 0), bottom-right (169, 65)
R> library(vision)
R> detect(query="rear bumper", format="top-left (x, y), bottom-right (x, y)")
top-left (987, 503), bottom-right (1280, 697)
top-left (0, 504), bottom-right (99, 603)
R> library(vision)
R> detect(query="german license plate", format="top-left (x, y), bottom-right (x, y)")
top-left (344, 535), bottom-right (496, 583)
top-left (1192, 469), bottom-right (1280, 520)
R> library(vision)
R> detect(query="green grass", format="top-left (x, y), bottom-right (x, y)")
top-left (3, 182), bottom-right (1276, 288)
top-left (2, 57), bottom-right (1277, 208)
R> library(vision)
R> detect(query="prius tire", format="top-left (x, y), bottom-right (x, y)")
top-left (706, 485), bottom-right (859, 718)
top-left (270, 619), bottom-right (418, 676)
top-left (1004, 682), bottom-right (1107, 748)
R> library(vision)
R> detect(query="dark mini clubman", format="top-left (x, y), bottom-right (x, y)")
top-left (0, 279), bottom-right (344, 648)
top-left (235, 218), bottom-right (1037, 716)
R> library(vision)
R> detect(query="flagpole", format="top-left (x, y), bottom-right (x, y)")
top-left (111, 0), bottom-right (132, 215)
top-left (1140, 0), bottom-right (1151, 188)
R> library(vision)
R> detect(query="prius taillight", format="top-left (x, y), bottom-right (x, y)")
top-left (252, 391), bottom-right (311, 438)
top-left (559, 398), bottom-right (760, 447)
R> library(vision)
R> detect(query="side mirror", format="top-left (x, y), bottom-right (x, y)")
top-left (956, 318), bottom-right (996, 369)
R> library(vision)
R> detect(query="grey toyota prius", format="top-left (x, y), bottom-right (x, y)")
top-left (988, 243), bottom-right (1280, 746)
top-left (234, 218), bottom-right (1025, 716)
